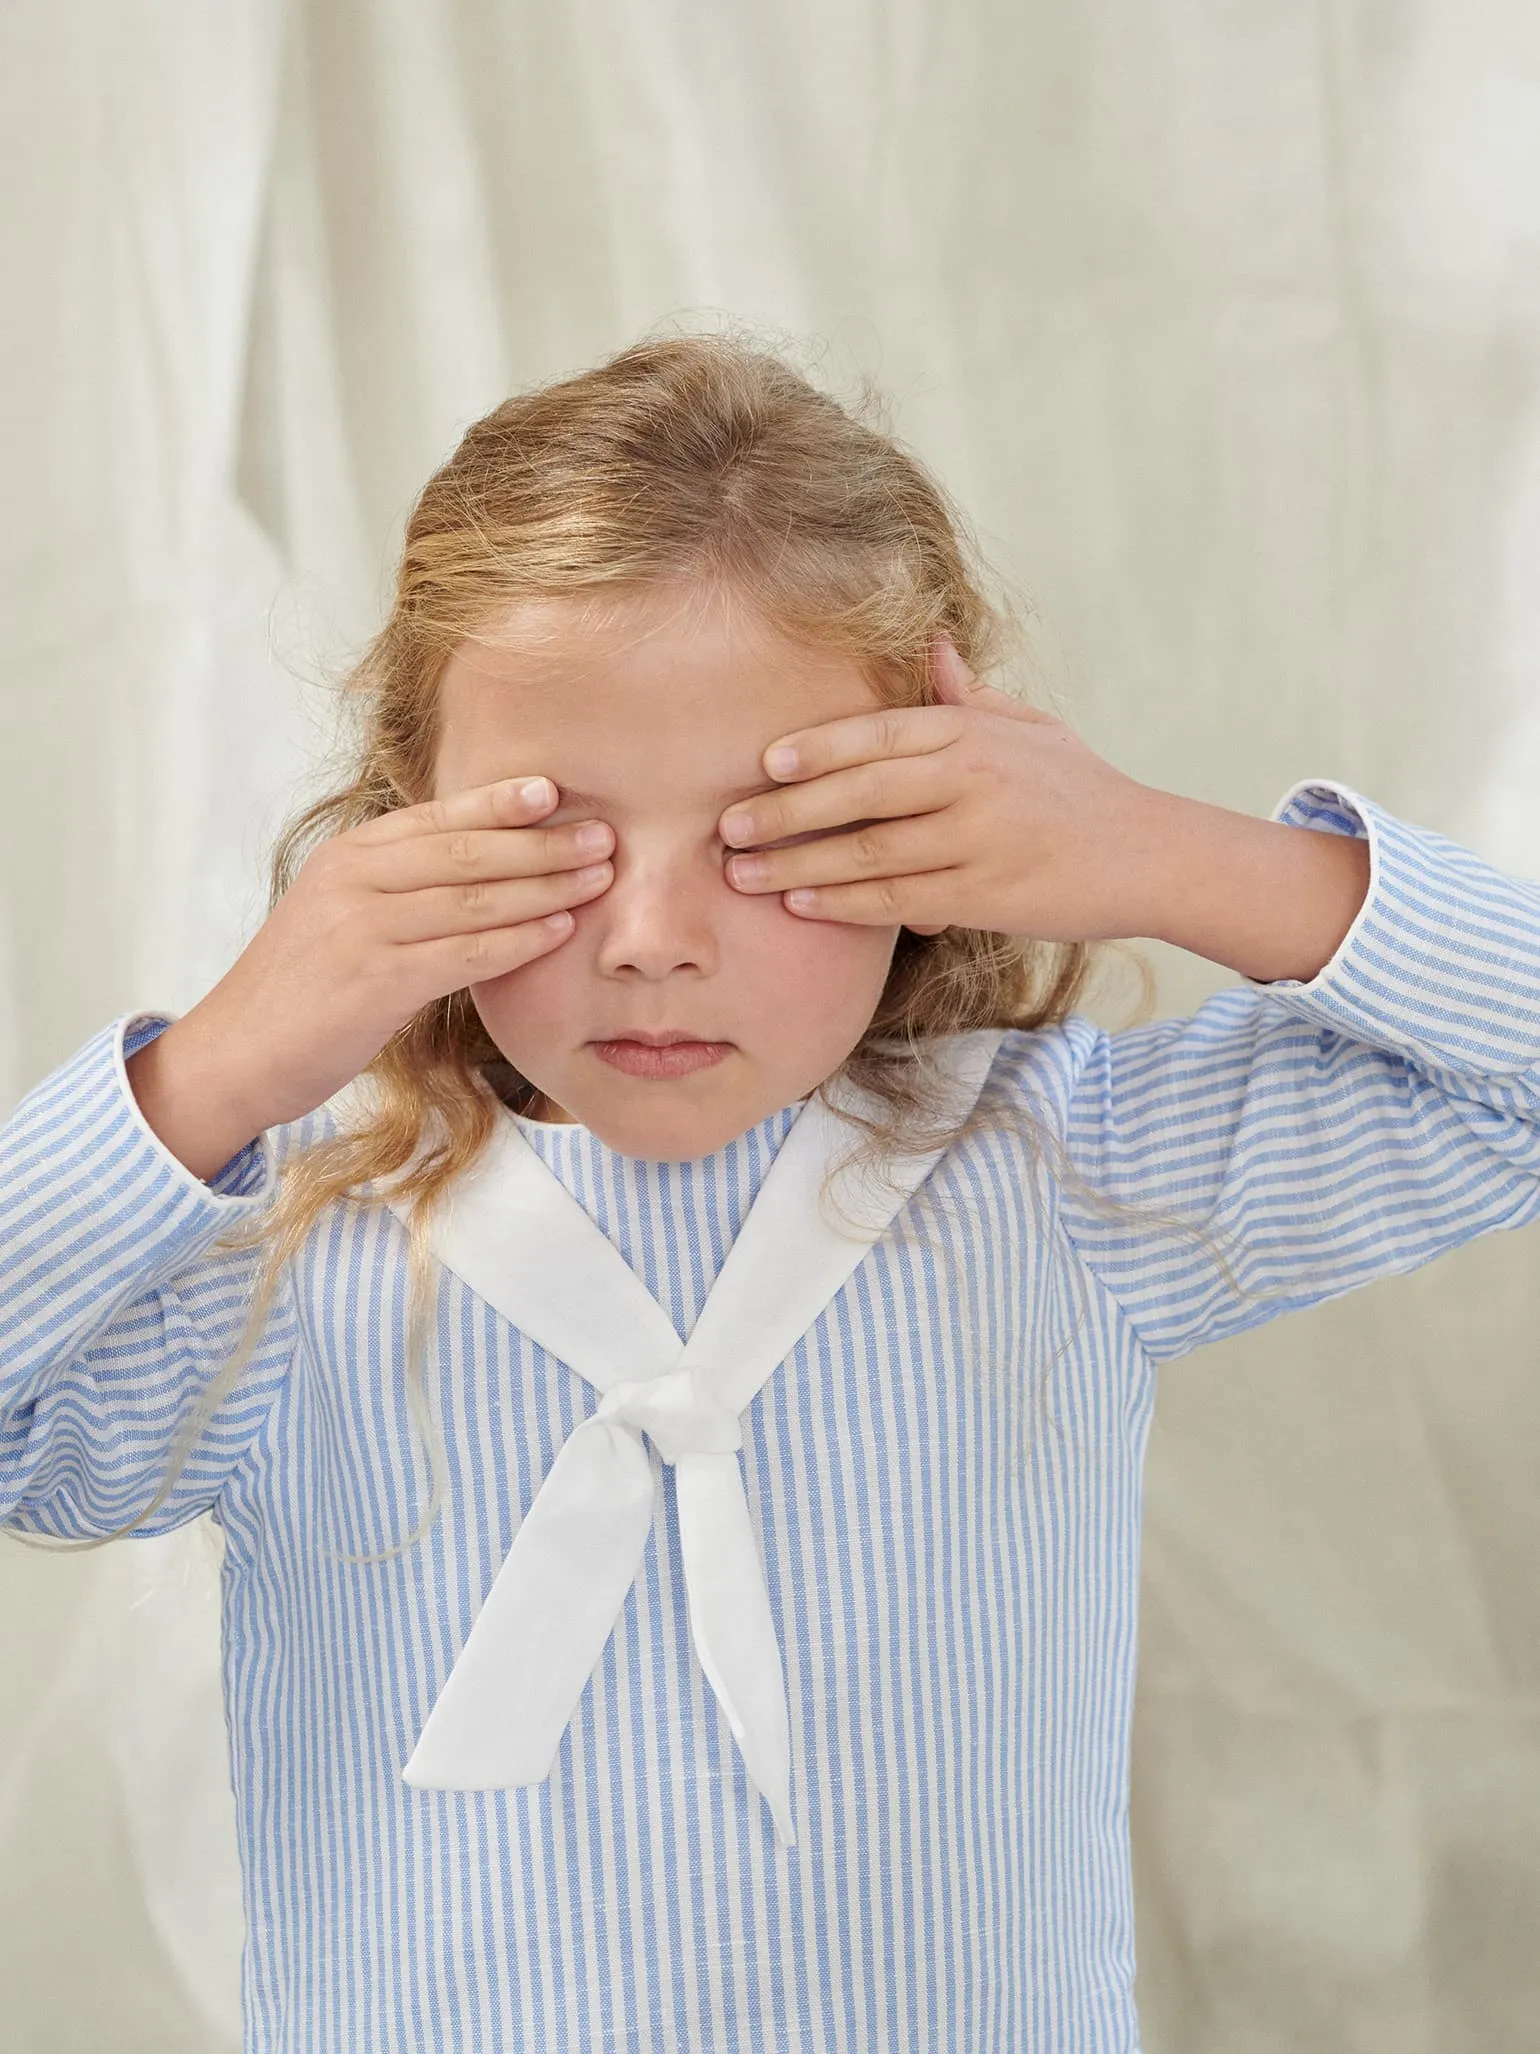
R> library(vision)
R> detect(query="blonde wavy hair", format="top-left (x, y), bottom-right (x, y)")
top-left (17, 327), bottom-right (1255, 1567)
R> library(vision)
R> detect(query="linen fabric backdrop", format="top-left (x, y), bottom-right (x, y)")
top-left (3, 3), bottom-right (1539, 2048)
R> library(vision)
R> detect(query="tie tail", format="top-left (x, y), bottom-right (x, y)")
top-left (400, 1718), bottom-right (558, 1791)
top-left (769, 1789), bottom-right (798, 1849)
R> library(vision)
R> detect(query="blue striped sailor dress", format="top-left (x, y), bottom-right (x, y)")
top-left (4, 778), bottom-right (1540, 2054)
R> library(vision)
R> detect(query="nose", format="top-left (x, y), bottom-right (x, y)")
top-left (590, 833), bottom-right (727, 979)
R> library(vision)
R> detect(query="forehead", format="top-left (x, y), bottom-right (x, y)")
top-left (433, 584), bottom-right (883, 801)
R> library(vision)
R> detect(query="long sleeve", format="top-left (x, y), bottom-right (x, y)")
top-left (1053, 779), bottom-right (1540, 1366)
top-left (0, 1011), bottom-right (299, 1538)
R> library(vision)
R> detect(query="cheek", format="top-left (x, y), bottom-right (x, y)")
top-left (735, 899), bottom-right (897, 1015)
top-left (467, 934), bottom-right (587, 1048)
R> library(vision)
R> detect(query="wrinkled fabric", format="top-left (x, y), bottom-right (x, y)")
top-left (5, 2), bottom-right (1540, 2049)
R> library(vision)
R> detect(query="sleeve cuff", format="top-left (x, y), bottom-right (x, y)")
top-left (117, 1012), bottom-right (280, 1203)
top-left (1240, 778), bottom-right (1540, 1081)
top-left (1240, 779), bottom-right (1377, 994)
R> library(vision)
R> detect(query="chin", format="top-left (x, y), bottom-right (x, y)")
top-left (578, 1078), bottom-right (761, 1162)
top-left (590, 1108), bottom-right (743, 1163)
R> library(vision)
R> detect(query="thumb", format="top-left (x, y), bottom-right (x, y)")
top-left (929, 637), bottom-right (988, 700)
top-left (930, 638), bottom-right (1061, 724)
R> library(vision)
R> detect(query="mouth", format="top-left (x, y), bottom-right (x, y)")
top-left (591, 1033), bottom-right (735, 1079)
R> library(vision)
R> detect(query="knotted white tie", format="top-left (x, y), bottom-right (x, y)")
top-left (389, 1030), bottom-right (1005, 1852)
top-left (404, 1358), bottom-right (796, 1844)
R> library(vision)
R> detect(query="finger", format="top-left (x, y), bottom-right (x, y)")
top-left (720, 747), bottom-right (950, 850)
top-left (756, 703), bottom-right (966, 788)
top-left (929, 637), bottom-right (981, 697)
top-left (353, 774), bottom-right (559, 846)
top-left (405, 907), bottom-right (584, 992)
top-left (725, 810), bottom-right (956, 895)
top-left (931, 638), bottom-right (1016, 708)
top-left (381, 860), bottom-right (614, 943)
top-left (780, 868), bottom-right (964, 926)
top-left (966, 683), bottom-right (1062, 726)
top-left (929, 640), bottom-right (1063, 726)
top-left (361, 817), bottom-right (614, 893)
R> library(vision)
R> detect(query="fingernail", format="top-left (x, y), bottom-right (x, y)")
top-left (518, 777), bottom-right (553, 807)
top-left (765, 745), bottom-right (799, 777)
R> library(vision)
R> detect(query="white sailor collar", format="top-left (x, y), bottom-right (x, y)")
top-left (384, 1029), bottom-right (1004, 1848)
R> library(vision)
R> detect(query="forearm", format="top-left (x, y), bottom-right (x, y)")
top-left (1135, 787), bottom-right (1372, 983)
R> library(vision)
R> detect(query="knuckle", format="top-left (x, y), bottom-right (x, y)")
top-left (872, 710), bottom-right (905, 756)
top-left (977, 749), bottom-right (1014, 796)
top-left (308, 839), bottom-right (358, 905)
top-left (851, 763), bottom-right (886, 810)
top-left (310, 834), bottom-right (349, 878)
top-left (457, 877), bottom-right (491, 915)
top-left (852, 827), bottom-right (884, 869)
top-left (445, 829), bottom-right (478, 870)
top-left (299, 847), bottom-right (336, 901)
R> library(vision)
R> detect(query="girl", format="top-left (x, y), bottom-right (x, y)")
top-left (4, 333), bottom-right (1538, 2054)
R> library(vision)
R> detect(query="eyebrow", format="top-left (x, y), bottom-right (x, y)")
top-left (547, 779), bottom-right (781, 813)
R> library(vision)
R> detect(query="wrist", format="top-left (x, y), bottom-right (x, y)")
top-left (1133, 786), bottom-right (1372, 983)
top-left (125, 1011), bottom-right (272, 1185)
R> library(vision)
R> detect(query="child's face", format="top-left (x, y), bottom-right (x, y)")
top-left (431, 582), bottom-right (906, 1160)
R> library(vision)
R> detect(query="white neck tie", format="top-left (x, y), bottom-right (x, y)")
top-left (387, 1032), bottom-right (1004, 1849)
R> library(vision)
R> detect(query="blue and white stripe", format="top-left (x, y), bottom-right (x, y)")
top-left (3, 778), bottom-right (1538, 2053)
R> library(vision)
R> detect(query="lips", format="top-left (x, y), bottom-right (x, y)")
top-left (592, 1036), bottom-right (734, 1079)
top-left (596, 1032), bottom-right (723, 1047)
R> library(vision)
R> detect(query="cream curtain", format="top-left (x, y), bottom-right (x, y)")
top-left (2, 3), bottom-right (1538, 2047)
